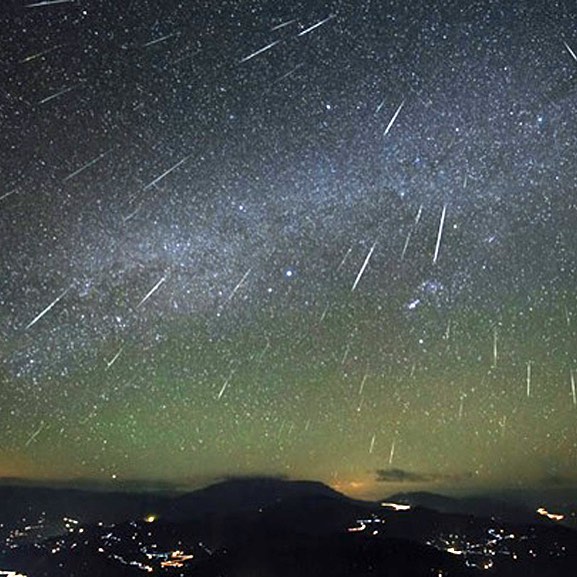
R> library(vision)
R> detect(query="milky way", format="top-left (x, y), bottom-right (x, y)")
top-left (1, 0), bottom-right (576, 497)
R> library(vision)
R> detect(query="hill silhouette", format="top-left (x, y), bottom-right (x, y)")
top-left (1, 478), bottom-right (577, 576)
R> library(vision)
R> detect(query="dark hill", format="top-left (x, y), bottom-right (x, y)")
top-left (0, 485), bottom-right (170, 527)
top-left (385, 491), bottom-right (542, 524)
top-left (3, 479), bottom-right (577, 577)
top-left (161, 477), bottom-right (350, 521)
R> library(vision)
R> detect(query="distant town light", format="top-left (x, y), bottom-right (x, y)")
top-left (536, 507), bottom-right (564, 521)
top-left (381, 502), bottom-right (411, 511)
top-left (347, 521), bottom-right (366, 532)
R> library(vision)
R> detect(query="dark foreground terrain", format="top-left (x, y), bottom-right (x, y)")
top-left (1, 478), bottom-right (576, 576)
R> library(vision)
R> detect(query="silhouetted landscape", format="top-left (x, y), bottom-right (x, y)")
top-left (1, 478), bottom-right (577, 576)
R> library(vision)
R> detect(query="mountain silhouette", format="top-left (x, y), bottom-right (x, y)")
top-left (385, 491), bottom-right (544, 524)
top-left (162, 477), bottom-right (350, 521)
top-left (2, 478), bottom-right (577, 576)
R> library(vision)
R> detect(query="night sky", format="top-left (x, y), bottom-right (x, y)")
top-left (1, 0), bottom-right (576, 499)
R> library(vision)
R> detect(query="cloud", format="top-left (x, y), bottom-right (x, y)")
top-left (375, 468), bottom-right (473, 484)
top-left (375, 469), bottom-right (431, 483)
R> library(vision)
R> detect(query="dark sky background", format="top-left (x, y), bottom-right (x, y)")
top-left (0, 0), bottom-right (576, 499)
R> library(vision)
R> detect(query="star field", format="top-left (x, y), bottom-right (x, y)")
top-left (1, 0), bottom-right (576, 498)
